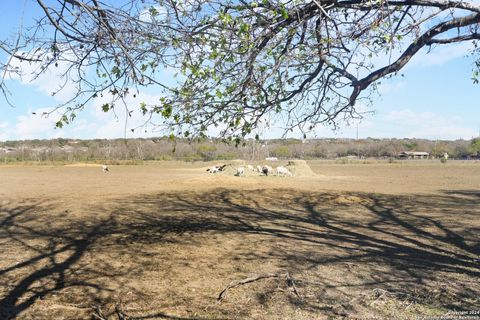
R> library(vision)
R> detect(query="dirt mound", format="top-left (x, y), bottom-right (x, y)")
top-left (285, 160), bottom-right (316, 177)
top-left (220, 165), bottom-right (238, 176)
top-left (202, 160), bottom-right (315, 178)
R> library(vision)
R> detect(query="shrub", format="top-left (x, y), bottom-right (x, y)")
top-left (272, 146), bottom-right (292, 158)
top-left (217, 152), bottom-right (238, 160)
top-left (196, 144), bottom-right (217, 161)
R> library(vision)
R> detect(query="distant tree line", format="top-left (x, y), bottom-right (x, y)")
top-left (1, 137), bottom-right (479, 163)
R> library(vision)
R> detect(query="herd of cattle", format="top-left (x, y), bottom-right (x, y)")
top-left (100, 163), bottom-right (293, 177)
top-left (206, 164), bottom-right (293, 177)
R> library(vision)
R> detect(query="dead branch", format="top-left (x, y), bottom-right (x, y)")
top-left (92, 305), bottom-right (107, 320)
top-left (91, 301), bottom-right (132, 320)
top-left (115, 302), bottom-right (129, 320)
top-left (217, 271), bottom-right (300, 301)
top-left (4, 0), bottom-right (480, 138)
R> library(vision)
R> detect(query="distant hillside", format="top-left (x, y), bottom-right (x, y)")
top-left (0, 137), bottom-right (479, 163)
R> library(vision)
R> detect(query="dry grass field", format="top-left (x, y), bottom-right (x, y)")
top-left (0, 161), bottom-right (479, 319)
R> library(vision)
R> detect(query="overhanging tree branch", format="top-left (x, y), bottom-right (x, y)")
top-left (350, 12), bottom-right (480, 105)
top-left (1, 0), bottom-right (480, 139)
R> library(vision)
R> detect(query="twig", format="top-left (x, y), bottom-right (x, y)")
top-left (370, 288), bottom-right (393, 306)
top-left (285, 271), bottom-right (300, 297)
top-left (92, 305), bottom-right (107, 320)
top-left (312, 0), bottom-right (331, 19)
top-left (115, 302), bottom-right (129, 320)
top-left (217, 271), bottom-right (300, 301)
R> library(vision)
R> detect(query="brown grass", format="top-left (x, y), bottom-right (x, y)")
top-left (0, 162), bottom-right (479, 319)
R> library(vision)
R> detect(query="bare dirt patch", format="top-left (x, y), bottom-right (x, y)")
top-left (0, 162), bottom-right (479, 319)
top-left (63, 163), bottom-right (104, 167)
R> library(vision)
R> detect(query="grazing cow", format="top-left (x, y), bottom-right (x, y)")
top-left (276, 166), bottom-right (292, 177)
top-left (262, 165), bottom-right (273, 176)
top-left (207, 164), bottom-right (228, 173)
top-left (235, 167), bottom-right (245, 176)
top-left (256, 165), bottom-right (263, 173)
top-left (102, 165), bottom-right (109, 173)
top-left (247, 165), bottom-right (254, 172)
top-left (207, 166), bottom-right (220, 173)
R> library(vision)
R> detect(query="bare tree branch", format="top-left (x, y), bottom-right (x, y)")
top-left (1, 0), bottom-right (479, 139)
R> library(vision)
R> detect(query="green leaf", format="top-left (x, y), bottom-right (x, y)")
top-left (111, 66), bottom-right (121, 78)
top-left (209, 51), bottom-right (219, 59)
top-left (140, 102), bottom-right (147, 115)
top-left (239, 22), bottom-right (250, 34)
top-left (162, 104), bottom-right (173, 118)
top-left (149, 7), bottom-right (158, 17)
top-left (280, 6), bottom-right (289, 19)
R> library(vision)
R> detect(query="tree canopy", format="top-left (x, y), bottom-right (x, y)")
top-left (1, 0), bottom-right (480, 141)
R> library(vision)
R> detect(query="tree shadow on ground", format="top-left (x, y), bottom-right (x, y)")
top-left (0, 188), bottom-right (479, 319)
top-left (0, 201), bottom-right (123, 319)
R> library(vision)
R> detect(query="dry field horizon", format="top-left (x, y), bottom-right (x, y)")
top-left (1, 160), bottom-right (479, 319)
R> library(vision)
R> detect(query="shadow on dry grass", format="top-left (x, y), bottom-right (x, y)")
top-left (1, 188), bottom-right (479, 319)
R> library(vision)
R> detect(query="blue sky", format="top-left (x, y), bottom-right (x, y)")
top-left (0, 1), bottom-right (479, 141)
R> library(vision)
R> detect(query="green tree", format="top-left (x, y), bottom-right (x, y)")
top-left (272, 146), bottom-right (292, 159)
top-left (403, 142), bottom-right (418, 151)
top-left (2, 1), bottom-right (480, 139)
top-left (470, 138), bottom-right (480, 156)
top-left (196, 144), bottom-right (218, 161)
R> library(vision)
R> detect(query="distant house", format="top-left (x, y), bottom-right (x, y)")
top-left (398, 151), bottom-right (430, 159)
top-left (265, 157), bottom-right (278, 161)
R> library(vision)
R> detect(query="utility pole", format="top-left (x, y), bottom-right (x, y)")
top-left (251, 139), bottom-right (255, 160)
top-left (356, 125), bottom-right (360, 158)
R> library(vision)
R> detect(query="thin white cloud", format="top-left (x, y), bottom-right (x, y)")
top-left (409, 42), bottom-right (475, 68)
top-left (139, 5), bottom-right (167, 22)
top-left (88, 91), bottom-right (166, 139)
top-left (4, 89), bottom-right (174, 140)
top-left (385, 109), bottom-right (443, 125)
top-left (353, 33), bottom-right (475, 80)
top-left (14, 108), bottom-right (65, 140)
top-left (7, 51), bottom-right (79, 103)
top-left (377, 80), bottom-right (407, 95)
top-left (385, 109), bottom-right (476, 139)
